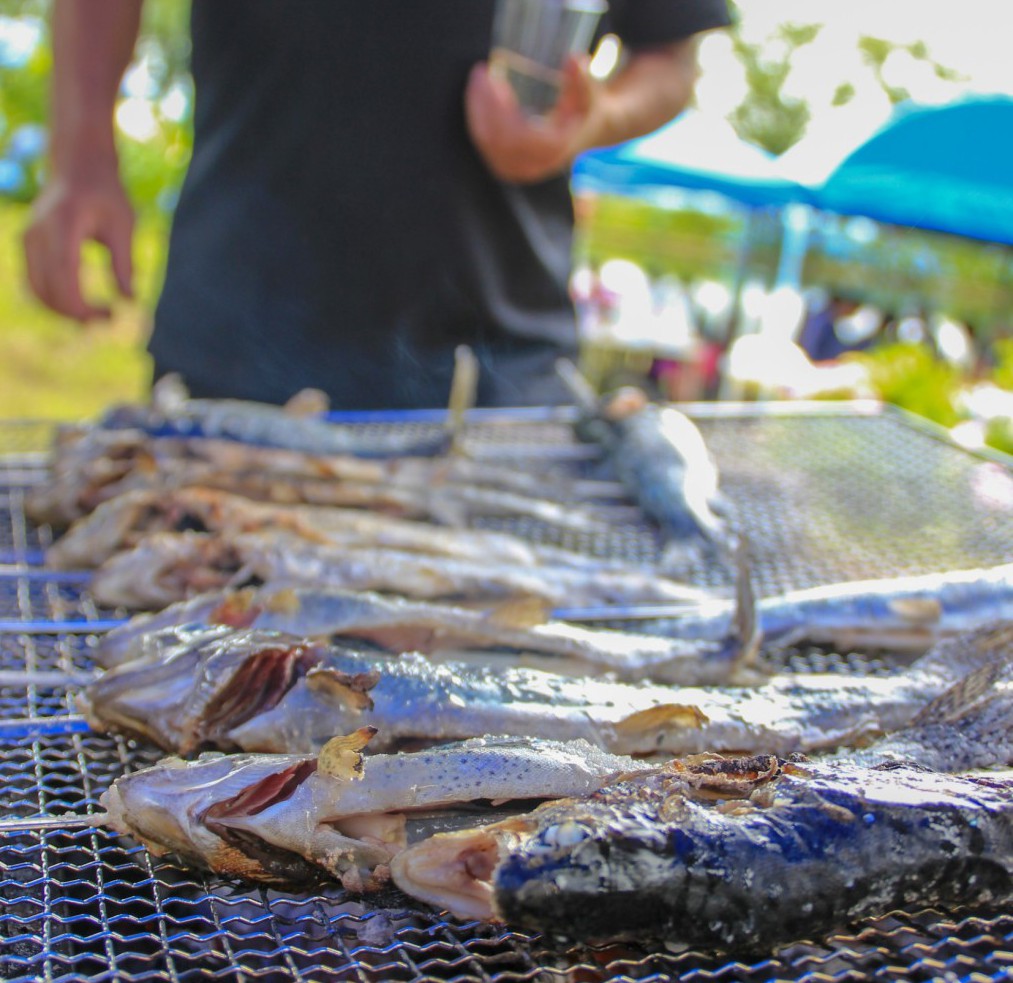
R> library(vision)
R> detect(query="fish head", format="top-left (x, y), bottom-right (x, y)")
top-left (391, 816), bottom-right (533, 921)
top-left (85, 627), bottom-right (331, 755)
top-left (102, 751), bottom-right (323, 885)
top-left (89, 531), bottom-right (242, 610)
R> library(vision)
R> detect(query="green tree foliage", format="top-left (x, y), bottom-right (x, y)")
top-left (856, 35), bottom-right (967, 106)
top-left (727, 21), bottom-right (816, 155)
top-left (0, 0), bottom-right (192, 211)
top-left (850, 342), bottom-right (965, 428)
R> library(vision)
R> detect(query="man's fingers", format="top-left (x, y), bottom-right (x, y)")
top-left (554, 55), bottom-right (593, 124)
top-left (99, 214), bottom-right (135, 300)
top-left (51, 217), bottom-right (110, 321)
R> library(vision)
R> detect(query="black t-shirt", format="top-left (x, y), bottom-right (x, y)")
top-left (150, 0), bottom-right (731, 409)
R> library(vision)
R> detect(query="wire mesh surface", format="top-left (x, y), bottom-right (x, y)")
top-left (1, 402), bottom-right (1012, 983)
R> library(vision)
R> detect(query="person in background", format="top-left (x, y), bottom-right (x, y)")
top-left (798, 289), bottom-right (862, 363)
top-left (23, 0), bottom-right (731, 409)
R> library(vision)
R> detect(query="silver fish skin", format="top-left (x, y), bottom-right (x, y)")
top-left (99, 374), bottom-right (454, 458)
top-left (47, 486), bottom-right (625, 572)
top-left (561, 366), bottom-right (734, 568)
top-left (93, 583), bottom-right (754, 685)
top-left (100, 735), bottom-right (644, 891)
top-left (97, 602), bottom-right (233, 668)
top-left (390, 668), bottom-right (1013, 943)
top-left (28, 427), bottom-right (598, 528)
top-left (88, 529), bottom-right (712, 611)
top-left (82, 622), bottom-right (1013, 760)
top-left (592, 562), bottom-right (1013, 654)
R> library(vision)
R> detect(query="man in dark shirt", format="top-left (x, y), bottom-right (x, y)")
top-left (25, 0), bottom-right (731, 409)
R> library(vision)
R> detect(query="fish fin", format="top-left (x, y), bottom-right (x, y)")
top-left (601, 386), bottom-right (649, 421)
top-left (484, 595), bottom-right (553, 628)
top-left (133, 448), bottom-right (159, 475)
top-left (910, 621), bottom-right (1013, 686)
top-left (729, 536), bottom-right (763, 668)
top-left (283, 388), bottom-right (330, 418)
top-left (909, 657), bottom-right (1009, 727)
top-left (887, 597), bottom-right (944, 624)
top-left (318, 726), bottom-right (378, 781)
top-left (306, 667), bottom-right (379, 711)
top-left (210, 587), bottom-right (261, 627)
top-left (614, 703), bottom-right (709, 734)
top-left (446, 345), bottom-right (479, 455)
top-left (151, 373), bottom-right (189, 412)
top-left (262, 587), bottom-right (302, 615)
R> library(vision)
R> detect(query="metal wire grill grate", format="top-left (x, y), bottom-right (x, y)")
top-left (1, 403), bottom-right (1012, 983)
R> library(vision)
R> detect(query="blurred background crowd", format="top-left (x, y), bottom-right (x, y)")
top-left (0, 0), bottom-right (1011, 453)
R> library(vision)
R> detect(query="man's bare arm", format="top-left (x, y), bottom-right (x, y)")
top-left (466, 37), bottom-right (703, 185)
top-left (24, 0), bottom-right (143, 321)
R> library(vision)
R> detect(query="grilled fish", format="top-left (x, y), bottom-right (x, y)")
top-left (559, 362), bottom-right (735, 569)
top-left (82, 621), bottom-right (1013, 759)
top-left (28, 427), bottom-right (601, 528)
top-left (93, 582), bottom-right (757, 685)
top-left (391, 640), bottom-right (1013, 946)
top-left (100, 734), bottom-right (646, 891)
top-left (45, 486), bottom-right (632, 572)
top-left (100, 371), bottom-right (457, 458)
top-left (88, 529), bottom-right (713, 611)
top-left (561, 562), bottom-right (1013, 655)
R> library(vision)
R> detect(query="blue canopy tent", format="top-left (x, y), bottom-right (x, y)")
top-left (811, 95), bottom-right (1013, 246)
top-left (571, 108), bottom-right (811, 209)
top-left (571, 110), bottom-right (814, 363)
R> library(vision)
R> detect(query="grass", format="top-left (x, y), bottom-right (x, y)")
top-left (0, 201), bottom-right (161, 420)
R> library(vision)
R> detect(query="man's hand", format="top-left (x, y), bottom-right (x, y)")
top-left (465, 55), bottom-right (601, 184)
top-left (23, 0), bottom-right (142, 322)
top-left (24, 172), bottom-right (135, 322)
top-left (466, 38), bottom-right (702, 186)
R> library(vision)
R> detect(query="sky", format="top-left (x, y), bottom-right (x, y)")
top-left (695, 0), bottom-right (1013, 156)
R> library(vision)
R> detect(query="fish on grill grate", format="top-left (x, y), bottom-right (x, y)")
top-left (81, 621), bottom-right (1013, 760)
top-left (92, 579), bottom-right (759, 686)
top-left (98, 368), bottom-right (465, 458)
top-left (560, 562), bottom-right (1013, 658)
top-left (44, 486), bottom-right (646, 573)
top-left (390, 628), bottom-right (1013, 947)
top-left (558, 361), bottom-right (737, 572)
top-left (87, 529), bottom-right (714, 611)
top-left (99, 733), bottom-right (648, 892)
top-left (27, 425), bottom-right (601, 529)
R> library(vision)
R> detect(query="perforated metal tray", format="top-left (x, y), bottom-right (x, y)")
top-left (1, 402), bottom-right (1012, 983)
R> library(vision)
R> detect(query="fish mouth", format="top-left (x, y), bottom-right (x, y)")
top-left (202, 759), bottom-right (324, 885)
top-left (87, 633), bottom-right (356, 756)
top-left (390, 826), bottom-right (512, 921)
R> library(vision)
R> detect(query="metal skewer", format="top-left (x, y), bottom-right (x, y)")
top-left (0, 618), bottom-right (127, 633)
top-left (0, 812), bottom-right (109, 834)
top-left (0, 714), bottom-right (92, 738)
top-left (0, 670), bottom-right (97, 687)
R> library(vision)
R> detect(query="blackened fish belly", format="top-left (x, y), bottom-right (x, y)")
top-left (393, 756), bottom-right (1013, 948)
top-left (392, 662), bottom-right (1013, 946)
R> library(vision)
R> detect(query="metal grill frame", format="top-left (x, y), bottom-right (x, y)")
top-left (1, 400), bottom-right (1012, 983)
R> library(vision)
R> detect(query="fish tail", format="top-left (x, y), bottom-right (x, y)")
top-left (909, 652), bottom-right (1011, 727)
top-left (860, 640), bottom-right (1013, 770)
top-left (728, 536), bottom-right (763, 674)
top-left (446, 346), bottom-right (480, 455)
top-left (911, 620), bottom-right (1013, 686)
